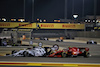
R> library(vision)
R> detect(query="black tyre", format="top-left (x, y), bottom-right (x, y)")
top-left (90, 42), bottom-right (92, 44)
top-left (12, 50), bottom-right (17, 54)
top-left (56, 40), bottom-right (58, 42)
top-left (23, 51), bottom-right (29, 57)
top-left (62, 52), bottom-right (67, 58)
top-left (94, 42), bottom-right (97, 44)
top-left (83, 51), bottom-right (90, 58)
top-left (61, 40), bottom-right (63, 42)
top-left (87, 42), bottom-right (89, 44)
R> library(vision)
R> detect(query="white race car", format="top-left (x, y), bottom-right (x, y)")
top-left (56, 39), bottom-right (63, 42)
top-left (87, 40), bottom-right (97, 44)
top-left (7, 47), bottom-right (46, 57)
top-left (6, 42), bottom-right (46, 57)
top-left (40, 37), bottom-right (49, 40)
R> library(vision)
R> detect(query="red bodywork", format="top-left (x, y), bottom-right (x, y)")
top-left (48, 47), bottom-right (89, 57)
top-left (68, 47), bottom-right (82, 56)
top-left (48, 50), bottom-right (65, 57)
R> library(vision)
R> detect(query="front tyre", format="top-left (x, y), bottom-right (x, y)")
top-left (83, 51), bottom-right (90, 58)
top-left (61, 40), bottom-right (63, 42)
top-left (94, 42), bottom-right (97, 44)
top-left (87, 42), bottom-right (89, 44)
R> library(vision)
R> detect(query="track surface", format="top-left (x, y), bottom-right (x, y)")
top-left (0, 56), bottom-right (100, 63)
top-left (0, 40), bottom-right (100, 63)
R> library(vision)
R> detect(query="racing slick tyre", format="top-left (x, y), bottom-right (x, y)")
top-left (83, 51), bottom-right (90, 58)
top-left (62, 52), bottom-right (67, 58)
top-left (23, 51), bottom-right (30, 57)
top-left (12, 50), bottom-right (17, 54)
top-left (61, 40), bottom-right (63, 42)
top-left (87, 42), bottom-right (89, 44)
top-left (94, 42), bottom-right (97, 44)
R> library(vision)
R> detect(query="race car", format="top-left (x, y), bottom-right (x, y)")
top-left (87, 40), bottom-right (97, 44)
top-left (48, 47), bottom-right (90, 58)
top-left (40, 37), bottom-right (49, 40)
top-left (7, 47), bottom-right (46, 57)
top-left (67, 47), bottom-right (90, 57)
top-left (6, 42), bottom-right (46, 57)
top-left (56, 39), bottom-right (63, 42)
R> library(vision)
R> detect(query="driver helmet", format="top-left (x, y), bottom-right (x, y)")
top-left (53, 44), bottom-right (59, 50)
top-left (38, 42), bottom-right (43, 47)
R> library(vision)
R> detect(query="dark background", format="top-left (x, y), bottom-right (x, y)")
top-left (0, 0), bottom-right (100, 22)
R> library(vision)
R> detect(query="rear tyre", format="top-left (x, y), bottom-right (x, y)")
top-left (23, 51), bottom-right (29, 57)
top-left (90, 42), bottom-right (92, 44)
top-left (94, 42), bottom-right (97, 44)
top-left (62, 52), bottom-right (67, 58)
top-left (56, 40), bottom-right (58, 42)
top-left (83, 51), bottom-right (90, 58)
top-left (61, 40), bottom-right (63, 42)
top-left (87, 42), bottom-right (89, 44)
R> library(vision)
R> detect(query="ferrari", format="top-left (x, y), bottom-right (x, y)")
top-left (48, 47), bottom-right (90, 58)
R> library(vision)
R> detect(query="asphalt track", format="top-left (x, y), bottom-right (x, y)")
top-left (0, 39), bottom-right (100, 67)
top-left (0, 55), bottom-right (100, 63)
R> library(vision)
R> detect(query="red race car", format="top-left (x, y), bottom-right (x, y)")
top-left (48, 47), bottom-right (90, 58)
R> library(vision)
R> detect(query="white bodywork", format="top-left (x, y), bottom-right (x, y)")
top-left (87, 40), bottom-right (97, 44)
top-left (11, 47), bottom-right (46, 57)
